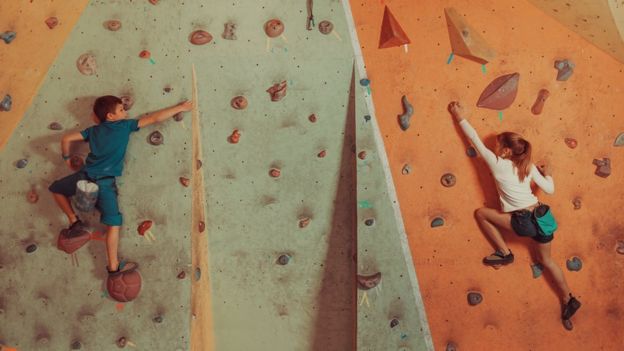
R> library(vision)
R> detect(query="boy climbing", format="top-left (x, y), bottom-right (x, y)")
top-left (49, 95), bottom-right (192, 276)
top-left (447, 101), bottom-right (581, 330)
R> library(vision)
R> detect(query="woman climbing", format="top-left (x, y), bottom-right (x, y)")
top-left (447, 101), bottom-right (581, 329)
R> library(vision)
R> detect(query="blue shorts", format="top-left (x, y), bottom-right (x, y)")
top-left (48, 170), bottom-right (123, 226)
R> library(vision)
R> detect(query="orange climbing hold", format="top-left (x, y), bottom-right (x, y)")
top-left (444, 7), bottom-right (495, 64)
top-left (378, 6), bottom-right (411, 49)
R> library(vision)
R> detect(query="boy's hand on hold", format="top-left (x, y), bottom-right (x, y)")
top-left (177, 100), bottom-right (193, 112)
top-left (447, 101), bottom-right (465, 122)
top-left (537, 160), bottom-right (552, 176)
top-left (65, 159), bottom-right (73, 169)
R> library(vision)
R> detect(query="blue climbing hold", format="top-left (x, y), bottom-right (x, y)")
top-left (566, 256), bottom-right (582, 271)
top-left (1, 31), bottom-right (16, 44)
top-left (1, 94), bottom-right (12, 112)
top-left (466, 146), bottom-right (477, 158)
top-left (431, 217), bottom-right (444, 228)
top-left (359, 78), bottom-right (370, 87)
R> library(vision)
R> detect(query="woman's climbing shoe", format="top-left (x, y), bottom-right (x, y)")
top-left (562, 294), bottom-right (581, 320)
top-left (483, 249), bottom-right (514, 266)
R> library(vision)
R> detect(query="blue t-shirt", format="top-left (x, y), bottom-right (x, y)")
top-left (80, 119), bottom-right (140, 177)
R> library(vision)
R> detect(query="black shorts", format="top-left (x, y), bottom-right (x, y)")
top-left (510, 209), bottom-right (554, 243)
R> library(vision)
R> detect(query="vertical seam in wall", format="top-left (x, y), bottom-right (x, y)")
top-left (340, 1), bottom-right (435, 350)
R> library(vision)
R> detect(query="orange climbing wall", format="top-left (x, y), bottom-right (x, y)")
top-left (350, 0), bottom-right (624, 350)
top-left (0, 0), bottom-right (90, 151)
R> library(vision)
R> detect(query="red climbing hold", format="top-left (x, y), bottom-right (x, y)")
top-left (179, 177), bottom-right (190, 187)
top-left (269, 168), bottom-right (281, 178)
top-left (229, 129), bottom-right (241, 144)
top-left (45, 17), bottom-right (58, 29)
top-left (137, 220), bottom-right (153, 236)
top-left (476, 73), bottom-right (520, 110)
top-left (378, 6), bottom-right (411, 49)
top-left (264, 19), bottom-right (285, 38)
top-left (139, 50), bottom-right (151, 59)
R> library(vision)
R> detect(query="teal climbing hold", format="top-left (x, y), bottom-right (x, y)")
top-left (446, 52), bottom-right (454, 64)
top-left (1, 31), bottom-right (16, 44)
top-left (358, 200), bottom-right (372, 209)
top-left (531, 263), bottom-right (543, 278)
top-left (614, 132), bottom-right (624, 147)
top-left (359, 78), bottom-right (370, 86)
top-left (431, 217), bottom-right (444, 228)
top-left (566, 256), bottom-right (582, 272)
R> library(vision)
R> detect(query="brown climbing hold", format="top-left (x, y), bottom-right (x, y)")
top-left (477, 73), bottom-right (519, 110)
top-left (230, 96), bottom-right (247, 110)
top-left (198, 221), bottom-right (205, 233)
top-left (308, 114), bottom-right (317, 123)
top-left (196, 160), bottom-right (202, 170)
top-left (107, 269), bottom-right (142, 302)
top-left (266, 81), bottom-right (287, 101)
top-left (317, 150), bottom-right (326, 158)
top-left (531, 89), bottom-right (550, 115)
top-left (48, 122), bottom-right (63, 130)
top-left (70, 155), bottom-right (84, 171)
top-left (173, 112), bottom-right (184, 122)
top-left (318, 20), bottom-right (333, 35)
top-left (148, 131), bottom-right (164, 145)
top-left (616, 240), bottom-right (624, 255)
top-left (222, 22), bottom-right (237, 40)
top-left (299, 217), bottom-right (311, 228)
top-left (104, 20), bottom-right (121, 31)
top-left (45, 17), bottom-right (58, 29)
top-left (229, 129), bottom-right (241, 144)
top-left (189, 30), bottom-right (213, 45)
top-left (120, 95), bottom-right (134, 111)
top-left (564, 138), bottom-right (577, 149)
top-left (57, 229), bottom-right (90, 254)
top-left (76, 53), bottom-right (97, 76)
top-left (27, 188), bottom-right (39, 203)
top-left (269, 168), bottom-right (281, 178)
top-left (441, 173), bottom-right (456, 187)
top-left (378, 6), bottom-right (410, 49)
top-left (177, 271), bottom-right (186, 279)
top-left (71, 340), bottom-right (82, 349)
top-left (357, 272), bottom-right (382, 290)
top-left (358, 151), bottom-right (367, 160)
top-left (467, 292), bottom-right (482, 306)
top-left (572, 197), bottom-right (582, 210)
top-left (117, 336), bottom-right (127, 348)
top-left (163, 86), bottom-right (172, 93)
top-left (592, 158), bottom-right (611, 178)
top-left (179, 177), bottom-right (190, 187)
top-left (264, 19), bottom-right (284, 38)
top-left (444, 7), bottom-right (495, 64)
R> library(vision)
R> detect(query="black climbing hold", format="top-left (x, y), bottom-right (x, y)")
top-left (467, 292), bottom-right (482, 306)
top-left (153, 315), bottom-right (163, 323)
top-left (0, 94), bottom-right (12, 111)
top-left (466, 146), bottom-right (477, 157)
top-left (148, 131), bottom-right (164, 145)
top-left (26, 244), bottom-right (37, 253)
top-left (16, 159), bottom-right (28, 169)
top-left (48, 122), bottom-right (63, 130)
top-left (359, 78), bottom-right (370, 86)
top-left (364, 218), bottom-right (375, 226)
top-left (277, 254), bottom-right (291, 265)
top-left (71, 340), bottom-right (82, 350)
top-left (390, 318), bottom-right (399, 328)
top-left (566, 256), bottom-right (582, 272)
top-left (1, 31), bottom-right (16, 44)
top-left (398, 95), bottom-right (413, 131)
top-left (431, 217), bottom-right (444, 228)
top-left (364, 115), bottom-right (371, 122)
top-left (440, 173), bottom-right (456, 187)
top-left (357, 272), bottom-right (382, 290)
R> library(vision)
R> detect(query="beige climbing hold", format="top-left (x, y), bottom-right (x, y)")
top-left (76, 53), bottom-right (97, 75)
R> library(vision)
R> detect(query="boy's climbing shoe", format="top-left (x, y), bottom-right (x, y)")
top-left (483, 249), bottom-right (514, 266)
top-left (562, 294), bottom-right (581, 320)
top-left (66, 218), bottom-right (87, 238)
top-left (107, 261), bottom-right (138, 276)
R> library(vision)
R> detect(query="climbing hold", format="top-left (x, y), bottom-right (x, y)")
top-left (137, 220), bottom-right (153, 237)
top-left (401, 164), bottom-right (411, 175)
top-left (269, 168), bottom-right (281, 178)
top-left (27, 188), bottom-right (39, 203)
top-left (230, 96), bottom-right (247, 110)
top-left (390, 318), bottom-right (399, 328)
top-left (440, 173), bottom-right (456, 187)
top-left (357, 272), bottom-right (382, 290)
top-left (467, 292), bottom-right (482, 306)
top-left (562, 318), bottom-right (573, 331)
top-left (149, 0), bottom-right (158, 4)
top-left (308, 114), bottom-right (317, 123)
top-left (198, 221), bottom-right (205, 233)
top-left (106, 269), bottom-right (142, 302)
top-left (189, 30), bottom-right (213, 45)
top-left (70, 155), bottom-right (84, 171)
top-left (45, 17), bottom-right (58, 29)
top-left (592, 158), bottom-right (611, 178)
top-left (71, 340), bottom-right (82, 349)
top-left (359, 78), bottom-right (370, 86)
top-left (153, 315), bottom-right (163, 323)
top-left (531, 262), bottom-right (543, 278)
top-left (476, 73), bottom-right (520, 110)
top-left (466, 146), bottom-right (477, 157)
top-left (616, 240), bottom-right (624, 255)
top-left (317, 150), bottom-right (326, 158)
top-left (179, 177), bottom-right (190, 187)
top-left (1, 31), bottom-right (16, 44)
top-left (26, 244), bottom-right (37, 253)
top-left (446, 341), bottom-right (458, 351)
top-left (277, 254), bottom-right (291, 265)
top-left (364, 115), bottom-right (371, 122)
top-left (120, 95), bottom-right (134, 111)
top-left (139, 50), bottom-right (151, 59)
top-left (76, 53), bottom-right (97, 75)
top-left (16, 158), bottom-right (28, 169)
top-left (431, 217), bottom-right (444, 228)
top-left (531, 89), bottom-right (550, 115)
top-left (299, 217), bottom-right (311, 228)
top-left (0, 94), bottom-right (12, 112)
top-left (264, 19), bottom-right (285, 38)
top-left (148, 131), bottom-right (164, 146)
top-left (163, 86), bottom-right (172, 93)
top-left (117, 337), bottom-right (127, 348)
top-left (48, 122), bottom-right (63, 130)
top-left (554, 59), bottom-right (574, 81)
top-left (614, 133), bottom-right (624, 147)
top-left (564, 138), bottom-right (577, 149)
top-left (222, 22), bottom-right (237, 40)
top-left (358, 151), bottom-right (367, 160)
top-left (196, 160), bottom-right (202, 170)
top-left (37, 334), bottom-right (50, 345)
top-left (398, 95), bottom-right (413, 131)
top-left (229, 129), bottom-right (241, 144)
top-left (57, 228), bottom-right (90, 254)
top-left (177, 271), bottom-right (186, 279)
top-left (566, 256), bottom-right (582, 271)
top-left (444, 7), bottom-right (495, 64)
top-left (378, 6), bottom-right (411, 48)
top-left (173, 112), bottom-right (184, 122)
top-left (364, 218), bottom-right (375, 226)
top-left (104, 20), bottom-right (122, 31)
top-left (266, 81), bottom-right (287, 101)
top-left (572, 197), bottom-right (581, 210)
top-left (318, 20), bottom-right (333, 35)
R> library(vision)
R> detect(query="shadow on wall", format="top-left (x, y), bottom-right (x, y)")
top-left (310, 65), bottom-right (357, 350)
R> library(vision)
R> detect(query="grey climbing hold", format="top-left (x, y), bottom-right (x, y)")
top-left (592, 158), bottom-right (611, 178)
top-left (364, 218), bottom-right (375, 226)
top-left (277, 254), bottom-right (291, 265)
top-left (76, 53), bottom-right (97, 76)
top-left (616, 240), bottom-right (624, 255)
top-left (440, 173), bottom-right (456, 187)
top-left (398, 95), bottom-right (413, 131)
top-left (71, 340), bottom-right (82, 349)
top-left (0, 94), bottom-right (12, 111)
top-left (26, 244), bottom-right (37, 253)
top-left (16, 158), bottom-right (28, 169)
top-left (1, 31), bottom-right (16, 44)
top-left (467, 292), bottom-right (482, 306)
top-left (364, 115), bottom-right (371, 122)
top-left (466, 146), bottom-right (477, 157)
top-left (401, 164), bottom-right (411, 175)
top-left (194, 267), bottom-right (201, 281)
top-left (222, 22), bottom-right (237, 40)
top-left (357, 272), bottom-right (382, 290)
top-left (48, 122), bottom-right (63, 130)
top-left (120, 96), bottom-right (134, 111)
top-left (554, 59), bottom-right (574, 81)
top-left (359, 78), bottom-right (370, 86)
top-left (446, 341), bottom-right (458, 351)
top-left (153, 315), bottom-right (163, 323)
top-left (431, 217), bottom-right (444, 228)
top-left (148, 131), bottom-right (164, 145)
top-left (531, 262), bottom-right (543, 278)
top-left (566, 256), bottom-right (582, 272)
top-left (614, 133), bottom-right (624, 147)
top-left (390, 318), bottom-right (399, 328)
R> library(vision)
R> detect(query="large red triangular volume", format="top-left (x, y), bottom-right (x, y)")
top-left (378, 6), bottom-right (411, 49)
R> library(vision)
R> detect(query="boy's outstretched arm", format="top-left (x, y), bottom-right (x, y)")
top-left (138, 100), bottom-right (193, 128)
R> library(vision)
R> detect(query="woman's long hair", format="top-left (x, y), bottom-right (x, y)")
top-left (497, 132), bottom-right (532, 182)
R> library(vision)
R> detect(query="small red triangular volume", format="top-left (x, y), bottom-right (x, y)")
top-left (379, 6), bottom-right (411, 49)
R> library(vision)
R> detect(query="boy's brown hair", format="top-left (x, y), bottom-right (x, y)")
top-left (93, 95), bottom-right (122, 123)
